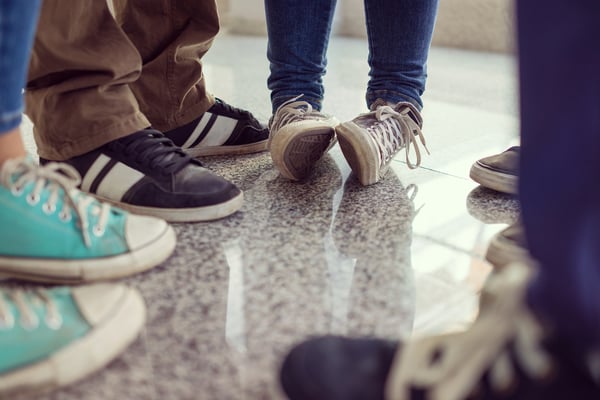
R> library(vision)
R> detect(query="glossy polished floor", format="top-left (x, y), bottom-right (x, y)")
top-left (17, 33), bottom-right (521, 399)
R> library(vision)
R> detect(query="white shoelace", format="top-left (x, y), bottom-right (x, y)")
top-left (269, 95), bottom-right (332, 133)
top-left (365, 105), bottom-right (429, 169)
top-left (0, 158), bottom-right (111, 247)
top-left (0, 289), bottom-right (62, 330)
top-left (386, 265), bottom-right (553, 400)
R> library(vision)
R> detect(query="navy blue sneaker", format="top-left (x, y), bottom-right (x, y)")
top-left (42, 129), bottom-right (243, 222)
top-left (165, 98), bottom-right (269, 157)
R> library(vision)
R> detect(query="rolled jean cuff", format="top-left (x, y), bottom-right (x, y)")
top-left (366, 90), bottom-right (423, 110)
top-left (272, 94), bottom-right (323, 113)
top-left (0, 108), bottom-right (23, 134)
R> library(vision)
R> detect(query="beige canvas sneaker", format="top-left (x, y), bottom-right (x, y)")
top-left (268, 96), bottom-right (338, 181)
top-left (336, 100), bottom-right (429, 186)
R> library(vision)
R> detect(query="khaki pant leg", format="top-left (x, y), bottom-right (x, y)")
top-left (26, 0), bottom-right (150, 160)
top-left (113, 0), bottom-right (219, 131)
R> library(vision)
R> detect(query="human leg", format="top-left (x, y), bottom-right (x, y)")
top-left (336, 0), bottom-right (438, 185)
top-left (363, 0), bottom-right (438, 109)
top-left (279, 0), bottom-right (600, 398)
top-left (1, 0), bottom-right (175, 282)
top-left (265, 0), bottom-right (337, 111)
top-left (0, 3), bottom-right (157, 395)
top-left (27, 0), bottom-right (244, 221)
top-left (0, 0), bottom-right (40, 161)
top-left (113, 0), bottom-right (269, 157)
top-left (26, 0), bottom-right (148, 161)
top-left (518, 0), bottom-right (600, 355)
top-left (265, 0), bottom-right (339, 180)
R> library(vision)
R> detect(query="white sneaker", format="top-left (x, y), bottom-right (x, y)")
top-left (336, 100), bottom-right (429, 186)
top-left (268, 96), bottom-right (338, 181)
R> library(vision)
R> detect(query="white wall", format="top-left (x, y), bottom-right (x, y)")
top-left (218, 0), bottom-right (515, 53)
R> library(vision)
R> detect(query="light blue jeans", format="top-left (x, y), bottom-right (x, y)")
top-left (0, 0), bottom-right (41, 134)
top-left (264, 0), bottom-right (439, 113)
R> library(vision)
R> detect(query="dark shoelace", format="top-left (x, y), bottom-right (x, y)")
top-left (109, 129), bottom-right (197, 174)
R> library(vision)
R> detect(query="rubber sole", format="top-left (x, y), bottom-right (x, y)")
top-left (185, 139), bottom-right (269, 157)
top-left (470, 162), bottom-right (518, 195)
top-left (269, 121), bottom-right (336, 181)
top-left (336, 122), bottom-right (382, 186)
top-left (0, 224), bottom-right (176, 283)
top-left (95, 191), bottom-right (244, 223)
top-left (0, 286), bottom-right (145, 397)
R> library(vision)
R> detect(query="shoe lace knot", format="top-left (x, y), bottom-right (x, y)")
top-left (386, 265), bottom-right (554, 400)
top-left (1, 158), bottom-right (111, 247)
top-left (112, 129), bottom-right (195, 174)
top-left (269, 95), bottom-right (332, 132)
top-left (366, 103), bottom-right (430, 169)
top-left (0, 288), bottom-right (62, 330)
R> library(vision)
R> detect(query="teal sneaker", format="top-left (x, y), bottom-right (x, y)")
top-left (0, 157), bottom-right (176, 283)
top-left (0, 284), bottom-right (145, 397)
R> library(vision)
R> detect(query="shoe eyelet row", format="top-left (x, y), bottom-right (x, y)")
top-left (10, 186), bottom-right (24, 197)
top-left (42, 203), bottom-right (57, 215)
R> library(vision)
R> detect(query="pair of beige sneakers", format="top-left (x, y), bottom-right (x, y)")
top-left (268, 96), bottom-right (429, 186)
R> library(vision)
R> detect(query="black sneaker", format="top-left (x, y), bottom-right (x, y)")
top-left (280, 265), bottom-right (600, 400)
top-left (470, 146), bottom-right (520, 194)
top-left (164, 98), bottom-right (269, 157)
top-left (41, 129), bottom-right (243, 222)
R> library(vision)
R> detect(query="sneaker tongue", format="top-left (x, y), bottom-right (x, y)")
top-left (369, 99), bottom-right (396, 111)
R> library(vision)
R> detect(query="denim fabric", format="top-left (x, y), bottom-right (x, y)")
top-left (518, 0), bottom-right (600, 355)
top-left (264, 0), bottom-right (438, 112)
top-left (0, 0), bottom-right (41, 133)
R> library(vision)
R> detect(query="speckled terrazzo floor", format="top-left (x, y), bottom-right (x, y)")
top-left (14, 33), bottom-right (521, 399)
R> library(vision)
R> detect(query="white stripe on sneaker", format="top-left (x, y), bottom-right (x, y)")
top-left (81, 154), bottom-right (110, 192)
top-left (182, 113), bottom-right (212, 149)
top-left (196, 115), bottom-right (238, 147)
top-left (96, 162), bottom-right (145, 201)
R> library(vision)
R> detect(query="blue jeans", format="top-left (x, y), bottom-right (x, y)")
top-left (0, 0), bottom-right (40, 134)
top-left (518, 0), bottom-right (600, 355)
top-left (264, 0), bottom-right (439, 113)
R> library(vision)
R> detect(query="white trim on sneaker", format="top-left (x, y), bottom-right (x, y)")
top-left (80, 155), bottom-right (144, 202)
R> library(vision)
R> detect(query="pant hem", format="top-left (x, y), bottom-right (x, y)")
top-left (36, 111), bottom-right (151, 160)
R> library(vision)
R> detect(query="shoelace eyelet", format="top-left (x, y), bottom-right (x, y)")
top-left (0, 313), bottom-right (15, 330)
top-left (59, 210), bottom-right (72, 223)
top-left (45, 313), bottom-right (63, 330)
top-left (26, 193), bottom-right (40, 206)
top-left (42, 202), bottom-right (56, 215)
top-left (10, 186), bottom-right (24, 197)
top-left (93, 225), bottom-right (105, 237)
